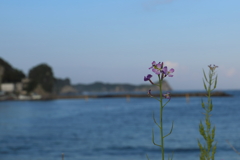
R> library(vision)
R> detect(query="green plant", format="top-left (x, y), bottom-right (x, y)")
top-left (198, 64), bottom-right (218, 160)
top-left (144, 61), bottom-right (174, 160)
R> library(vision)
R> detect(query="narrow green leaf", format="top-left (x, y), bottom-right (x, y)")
top-left (146, 154), bottom-right (150, 160)
top-left (211, 143), bottom-right (217, 160)
top-left (164, 121), bottom-right (174, 138)
top-left (199, 121), bottom-right (207, 140)
top-left (152, 112), bottom-right (161, 129)
top-left (209, 99), bottom-right (213, 111)
top-left (203, 79), bottom-right (207, 91)
top-left (203, 69), bottom-right (208, 82)
top-left (214, 75), bottom-right (218, 89)
top-left (152, 128), bottom-right (162, 147)
top-left (211, 126), bottom-right (215, 140)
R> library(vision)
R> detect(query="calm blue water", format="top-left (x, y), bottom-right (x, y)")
top-left (0, 90), bottom-right (240, 160)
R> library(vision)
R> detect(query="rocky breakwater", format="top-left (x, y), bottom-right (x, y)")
top-left (54, 91), bottom-right (231, 99)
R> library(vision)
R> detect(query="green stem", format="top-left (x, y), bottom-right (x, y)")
top-left (205, 70), bottom-right (215, 159)
top-left (158, 75), bottom-right (164, 160)
top-left (199, 67), bottom-right (218, 160)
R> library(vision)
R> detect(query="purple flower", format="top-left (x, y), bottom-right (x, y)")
top-left (149, 61), bottom-right (157, 69)
top-left (163, 92), bottom-right (171, 99)
top-left (144, 74), bottom-right (152, 81)
top-left (148, 89), bottom-right (153, 97)
top-left (208, 64), bottom-right (218, 71)
top-left (162, 66), bottom-right (174, 77)
top-left (149, 61), bottom-right (163, 75)
top-left (144, 74), bottom-right (154, 84)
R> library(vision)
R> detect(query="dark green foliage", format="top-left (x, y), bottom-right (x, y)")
top-left (27, 64), bottom-right (55, 93)
top-left (0, 58), bottom-right (26, 83)
top-left (53, 78), bottom-right (71, 94)
top-left (74, 82), bottom-right (136, 92)
top-left (73, 80), bottom-right (170, 92)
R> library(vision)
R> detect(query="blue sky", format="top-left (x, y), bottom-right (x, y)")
top-left (1, 0), bottom-right (240, 90)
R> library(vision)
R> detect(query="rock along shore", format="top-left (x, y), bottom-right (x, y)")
top-left (53, 91), bottom-right (231, 99)
top-left (0, 91), bottom-right (231, 101)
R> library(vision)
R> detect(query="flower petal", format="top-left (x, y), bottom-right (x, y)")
top-left (156, 63), bottom-right (162, 69)
top-left (147, 74), bottom-right (152, 79)
top-left (152, 69), bottom-right (160, 75)
top-left (169, 68), bottom-right (174, 73)
top-left (162, 66), bottom-right (168, 74)
top-left (144, 74), bottom-right (153, 81)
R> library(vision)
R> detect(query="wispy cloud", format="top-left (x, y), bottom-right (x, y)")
top-left (143, 0), bottom-right (176, 10)
top-left (164, 61), bottom-right (179, 68)
top-left (225, 68), bottom-right (236, 77)
top-left (219, 66), bottom-right (237, 77)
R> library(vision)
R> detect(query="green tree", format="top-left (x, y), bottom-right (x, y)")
top-left (0, 58), bottom-right (26, 83)
top-left (27, 64), bottom-right (55, 93)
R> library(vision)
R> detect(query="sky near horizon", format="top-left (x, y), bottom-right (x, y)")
top-left (1, 0), bottom-right (240, 90)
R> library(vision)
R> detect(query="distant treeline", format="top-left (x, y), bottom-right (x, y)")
top-left (0, 58), bottom-right (64, 94)
top-left (0, 57), bottom-right (172, 94)
top-left (0, 58), bottom-right (25, 83)
top-left (73, 80), bottom-right (171, 93)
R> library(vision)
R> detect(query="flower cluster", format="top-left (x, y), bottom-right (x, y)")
top-left (148, 61), bottom-right (174, 77)
top-left (144, 61), bottom-right (174, 99)
top-left (144, 61), bottom-right (174, 83)
top-left (208, 64), bottom-right (218, 71)
top-left (144, 61), bottom-right (175, 160)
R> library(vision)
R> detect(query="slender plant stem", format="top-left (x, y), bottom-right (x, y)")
top-left (207, 72), bottom-right (213, 157)
top-left (158, 75), bottom-right (164, 160)
top-left (198, 66), bottom-right (218, 160)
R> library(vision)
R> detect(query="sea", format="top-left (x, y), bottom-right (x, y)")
top-left (0, 90), bottom-right (240, 160)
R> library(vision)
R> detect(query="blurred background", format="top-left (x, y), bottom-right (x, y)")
top-left (0, 0), bottom-right (240, 160)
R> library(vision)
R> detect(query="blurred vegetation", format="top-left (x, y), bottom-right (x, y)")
top-left (0, 58), bottom-right (26, 83)
top-left (73, 80), bottom-right (171, 92)
top-left (27, 64), bottom-right (55, 93)
top-left (53, 78), bottom-right (71, 94)
top-left (0, 57), bottom-right (171, 94)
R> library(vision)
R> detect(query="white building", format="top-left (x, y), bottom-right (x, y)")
top-left (1, 83), bottom-right (15, 92)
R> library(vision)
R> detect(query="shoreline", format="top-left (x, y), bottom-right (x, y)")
top-left (0, 91), bottom-right (232, 101)
top-left (53, 91), bottom-right (231, 99)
